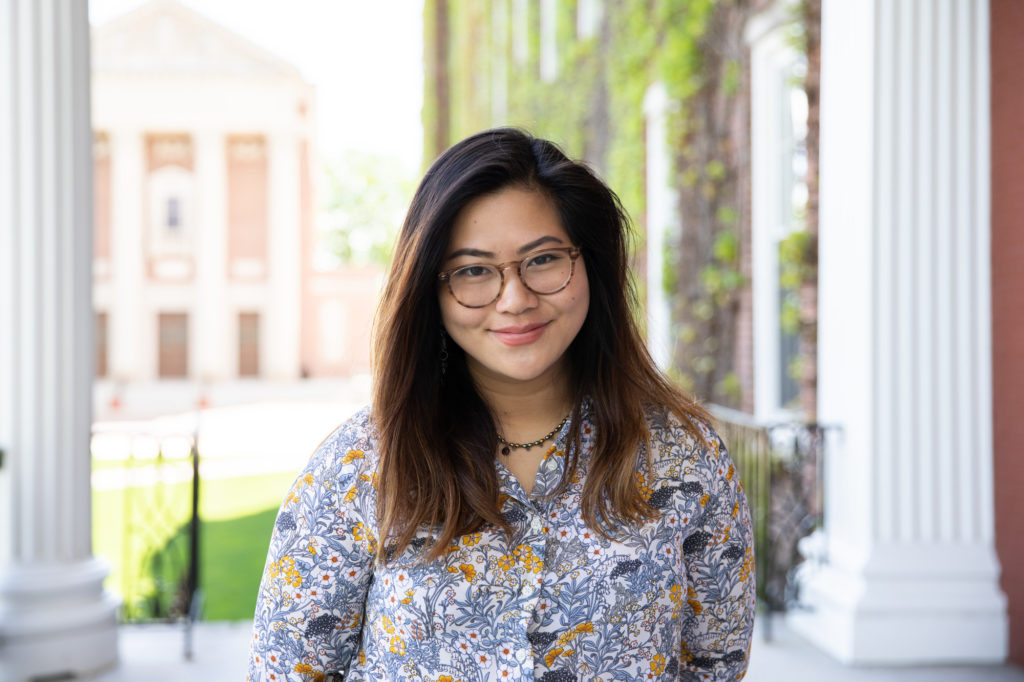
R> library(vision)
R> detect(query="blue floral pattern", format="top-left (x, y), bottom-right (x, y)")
top-left (248, 406), bottom-right (755, 681)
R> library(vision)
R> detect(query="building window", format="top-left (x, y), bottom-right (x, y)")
top-left (166, 197), bottom-right (181, 230)
top-left (147, 165), bottom-right (194, 255)
top-left (95, 312), bottom-right (108, 378)
top-left (158, 313), bottom-right (188, 378)
top-left (238, 312), bottom-right (260, 377)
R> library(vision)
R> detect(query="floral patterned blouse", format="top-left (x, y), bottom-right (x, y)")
top-left (248, 406), bottom-right (755, 681)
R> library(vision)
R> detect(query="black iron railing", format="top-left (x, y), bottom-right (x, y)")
top-left (91, 429), bottom-right (202, 657)
top-left (709, 405), bottom-right (832, 638)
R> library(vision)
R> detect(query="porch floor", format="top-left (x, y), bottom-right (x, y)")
top-left (85, 617), bottom-right (1024, 681)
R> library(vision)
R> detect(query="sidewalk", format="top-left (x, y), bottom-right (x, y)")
top-left (90, 618), bottom-right (1024, 681)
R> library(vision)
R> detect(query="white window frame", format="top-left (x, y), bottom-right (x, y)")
top-left (747, 2), bottom-right (807, 422)
top-left (643, 81), bottom-right (675, 371)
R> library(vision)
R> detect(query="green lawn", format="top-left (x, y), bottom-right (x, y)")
top-left (93, 467), bottom-right (299, 622)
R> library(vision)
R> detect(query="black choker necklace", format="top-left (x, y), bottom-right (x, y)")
top-left (497, 414), bottom-right (570, 456)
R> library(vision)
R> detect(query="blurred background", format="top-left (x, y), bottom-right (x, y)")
top-left (1, 0), bottom-right (1022, 680)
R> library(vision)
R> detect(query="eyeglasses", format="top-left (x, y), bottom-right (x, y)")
top-left (438, 247), bottom-right (582, 308)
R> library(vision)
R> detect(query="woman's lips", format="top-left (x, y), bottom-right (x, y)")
top-left (491, 322), bottom-right (549, 346)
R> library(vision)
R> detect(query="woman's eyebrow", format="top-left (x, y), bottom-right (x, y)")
top-left (447, 235), bottom-right (565, 261)
top-left (516, 235), bottom-right (564, 254)
top-left (447, 247), bottom-right (495, 260)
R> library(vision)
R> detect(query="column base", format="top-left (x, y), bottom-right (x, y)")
top-left (0, 558), bottom-right (120, 681)
top-left (788, 544), bottom-right (1008, 664)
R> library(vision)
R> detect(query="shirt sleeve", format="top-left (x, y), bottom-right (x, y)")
top-left (247, 420), bottom-right (376, 682)
top-left (679, 428), bottom-right (757, 681)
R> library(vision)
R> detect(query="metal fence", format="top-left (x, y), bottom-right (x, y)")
top-left (91, 429), bottom-right (202, 657)
top-left (709, 405), bottom-right (832, 638)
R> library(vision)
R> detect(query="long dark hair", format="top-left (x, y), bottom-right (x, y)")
top-left (372, 128), bottom-right (710, 563)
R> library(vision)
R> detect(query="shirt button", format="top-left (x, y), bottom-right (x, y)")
top-left (530, 517), bottom-right (542, 533)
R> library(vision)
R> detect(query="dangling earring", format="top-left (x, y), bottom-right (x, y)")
top-left (440, 329), bottom-right (448, 376)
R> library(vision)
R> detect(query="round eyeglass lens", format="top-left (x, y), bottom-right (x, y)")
top-left (521, 249), bottom-right (572, 293)
top-left (449, 265), bottom-right (500, 307)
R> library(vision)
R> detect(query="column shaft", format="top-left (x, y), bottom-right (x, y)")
top-left (109, 130), bottom-right (146, 381)
top-left (266, 133), bottom-right (302, 379)
top-left (194, 130), bottom-right (229, 381)
top-left (0, 1), bottom-right (119, 679)
top-left (790, 0), bottom-right (1005, 664)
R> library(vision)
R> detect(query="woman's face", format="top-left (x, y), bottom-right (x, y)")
top-left (439, 187), bottom-right (589, 389)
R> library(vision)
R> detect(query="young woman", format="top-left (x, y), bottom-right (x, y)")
top-left (248, 129), bottom-right (755, 681)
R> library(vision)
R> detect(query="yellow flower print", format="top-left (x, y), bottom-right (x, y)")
top-left (651, 653), bottom-right (666, 674)
top-left (544, 647), bottom-right (564, 666)
top-left (680, 638), bottom-right (695, 663)
top-left (727, 464), bottom-right (735, 481)
top-left (352, 522), bottom-right (378, 553)
top-left (556, 622), bottom-right (594, 647)
top-left (462, 532), bottom-right (482, 547)
top-left (267, 556), bottom-right (302, 588)
top-left (497, 554), bottom-right (514, 571)
top-left (446, 563), bottom-right (477, 582)
top-left (687, 598), bottom-right (703, 615)
top-left (700, 493), bottom-right (710, 507)
top-left (740, 547), bottom-right (755, 582)
top-left (342, 449), bottom-right (365, 465)
top-left (389, 635), bottom-right (406, 655)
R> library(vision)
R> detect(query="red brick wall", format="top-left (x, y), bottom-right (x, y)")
top-left (226, 135), bottom-right (268, 270)
top-left (991, 0), bottom-right (1024, 665)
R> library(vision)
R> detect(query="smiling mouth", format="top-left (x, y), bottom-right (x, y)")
top-left (491, 322), bottom-right (549, 346)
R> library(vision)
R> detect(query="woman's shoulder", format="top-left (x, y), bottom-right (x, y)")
top-left (645, 404), bottom-right (726, 465)
top-left (309, 405), bottom-right (380, 473)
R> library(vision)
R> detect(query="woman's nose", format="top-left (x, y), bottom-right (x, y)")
top-left (494, 267), bottom-right (537, 314)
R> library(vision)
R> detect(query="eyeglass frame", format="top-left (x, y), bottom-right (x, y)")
top-left (437, 246), bottom-right (582, 309)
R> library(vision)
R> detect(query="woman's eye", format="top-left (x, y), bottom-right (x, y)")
top-left (526, 252), bottom-right (562, 268)
top-left (456, 265), bottom-right (492, 278)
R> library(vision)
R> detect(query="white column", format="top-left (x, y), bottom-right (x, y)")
top-left (789, 0), bottom-right (1005, 664)
top-left (0, 2), bottom-right (119, 680)
top-left (539, 0), bottom-right (557, 82)
top-left (643, 82), bottom-right (674, 371)
top-left (193, 130), bottom-right (230, 381)
top-left (108, 129), bottom-right (147, 382)
top-left (266, 132), bottom-right (302, 379)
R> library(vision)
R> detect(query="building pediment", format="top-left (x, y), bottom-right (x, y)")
top-left (91, 0), bottom-right (303, 80)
